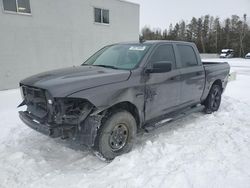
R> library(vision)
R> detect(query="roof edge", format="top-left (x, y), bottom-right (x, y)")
top-left (117, 0), bottom-right (140, 7)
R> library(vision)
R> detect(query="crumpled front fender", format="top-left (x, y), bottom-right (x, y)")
top-left (75, 114), bottom-right (103, 147)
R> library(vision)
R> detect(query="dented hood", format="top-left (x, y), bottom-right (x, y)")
top-left (20, 66), bottom-right (131, 97)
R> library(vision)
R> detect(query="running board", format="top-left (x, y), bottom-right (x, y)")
top-left (143, 105), bottom-right (204, 132)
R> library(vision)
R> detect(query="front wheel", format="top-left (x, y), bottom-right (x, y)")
top-left (204, 84), bottom-right (222, 114)
top-left (94, 110), bottom-right (137, 160)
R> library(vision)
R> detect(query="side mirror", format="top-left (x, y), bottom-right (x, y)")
top-left (146, 61), bottom-right (172, 73)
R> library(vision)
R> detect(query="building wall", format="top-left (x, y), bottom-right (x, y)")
top-left (0, 0), bottom-right (139, 90)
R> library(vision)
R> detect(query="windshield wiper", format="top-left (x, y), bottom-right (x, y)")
top-left (93, 65), bottom-right (118, 69)
top-left (81, 64), bottom-right (93, 66)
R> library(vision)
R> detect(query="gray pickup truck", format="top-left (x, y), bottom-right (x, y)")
top-left (19, 41), bottom-right (230, 160)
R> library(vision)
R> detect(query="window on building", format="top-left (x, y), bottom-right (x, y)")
top-left (177, 45), bottom-right (198, 67)
top-left (3, 0), bottom-right (31, 14)
top-left (102, 9), bottom-right (109, 24)
top-left (94, 8), bottom-right (109, 24)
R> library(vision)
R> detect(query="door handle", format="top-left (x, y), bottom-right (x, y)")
top-left (196, 72), bottom-right (203, 76)
top-left (170, 76), bottom-right (181, 81)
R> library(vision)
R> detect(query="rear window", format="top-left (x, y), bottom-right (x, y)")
top-left (177, 45), bottom-right (198, 67)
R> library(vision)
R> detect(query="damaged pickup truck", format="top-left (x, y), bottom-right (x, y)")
top-left (19, 41), bottom-right (230, 160)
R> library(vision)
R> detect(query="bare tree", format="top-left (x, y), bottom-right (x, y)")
top-left (140, 14), bottom-right (250, 57)
top-left (238, 14), bottom-right (248, 57)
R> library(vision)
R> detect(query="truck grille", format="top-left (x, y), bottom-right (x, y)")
top-left (22, 85), bottom-right (48, 119)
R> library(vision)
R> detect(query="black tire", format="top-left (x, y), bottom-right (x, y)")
top-left (94, 110), bottom-right (137, 160)
top-left (204, 84), bottom-right (222, 114)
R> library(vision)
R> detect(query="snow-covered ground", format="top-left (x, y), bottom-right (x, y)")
top-left (1, 58), bottom-right (250, 188)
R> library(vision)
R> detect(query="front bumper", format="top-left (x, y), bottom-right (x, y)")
top-left (19, 111), bottom-right (102, 147)
top-left (19, 111), bottom-right (64, 138)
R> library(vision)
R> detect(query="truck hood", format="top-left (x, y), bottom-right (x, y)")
top-left (20, 66), bottom-right (131, 97)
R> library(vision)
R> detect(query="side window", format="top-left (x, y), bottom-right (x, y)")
top-left (177, 45), bottom-right (198, 67)
top-left (149, 44), bottom-right (176, 66)
top-left (3, 0), bottom-right (31, 14)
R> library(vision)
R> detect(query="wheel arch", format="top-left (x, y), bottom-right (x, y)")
top-left (213, 79), bottom-right (223, 90)
top-left (203, 79), bottom-right (223, 113)
top-left (201, 79), bottom-right (223, 104)
top-left (99, 101), bottom-right (141, 129)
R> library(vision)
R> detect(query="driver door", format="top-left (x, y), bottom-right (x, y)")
top-left (145, 44), bottom-right (181, 121)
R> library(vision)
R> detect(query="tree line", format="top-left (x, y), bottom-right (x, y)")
top-left (141, 14), bottom-right (250, 57)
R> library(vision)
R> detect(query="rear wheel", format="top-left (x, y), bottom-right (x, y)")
top-left (204, 84), bottom-right (222, 114)
top-left (94, 110), bottom-right (137, 160)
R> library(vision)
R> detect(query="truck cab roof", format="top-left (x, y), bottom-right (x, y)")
top-left (117, 40), bottom-right (195, 46)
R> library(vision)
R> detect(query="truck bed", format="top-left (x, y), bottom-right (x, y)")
top-left (202, 61), bottom-right (230, 72)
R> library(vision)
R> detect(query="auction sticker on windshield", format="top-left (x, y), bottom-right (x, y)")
top-left (129, 46), bottom-right (147, 51)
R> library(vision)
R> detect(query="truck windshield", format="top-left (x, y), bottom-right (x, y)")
top-left (83, 44), bottom-right (151, 70)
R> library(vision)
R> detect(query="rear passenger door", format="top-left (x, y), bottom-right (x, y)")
top-left (176, 44), bottom-right (205, 106)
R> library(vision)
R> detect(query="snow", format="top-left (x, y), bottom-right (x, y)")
top-left (1, 58), bottom-right (250, 188)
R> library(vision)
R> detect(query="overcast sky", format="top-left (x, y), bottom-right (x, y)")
top-left (128, 0), bottom-right (250, 30)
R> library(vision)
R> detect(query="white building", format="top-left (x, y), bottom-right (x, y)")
top-left (0, 0), bottom-right (139, 90)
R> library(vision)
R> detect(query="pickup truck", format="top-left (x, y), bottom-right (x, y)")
top-left (18, 41), bottom-right (230, 160)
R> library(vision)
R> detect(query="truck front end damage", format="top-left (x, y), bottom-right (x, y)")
top-left (18, 85), bottom-right (102, 147)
